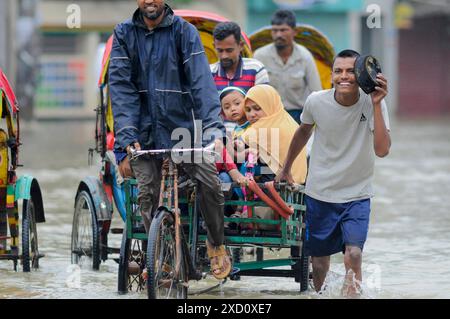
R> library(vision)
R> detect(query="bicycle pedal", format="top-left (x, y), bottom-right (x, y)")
top-left (111, 228), bottom-right (123, 234)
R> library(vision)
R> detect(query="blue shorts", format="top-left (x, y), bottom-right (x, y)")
top-left (304, 196), bottom-right (371, 257)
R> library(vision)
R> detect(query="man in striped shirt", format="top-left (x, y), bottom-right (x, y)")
top-left (211, 21), bottom-right (269, 133)
top-left (211, 22), bottom-right (269, 93)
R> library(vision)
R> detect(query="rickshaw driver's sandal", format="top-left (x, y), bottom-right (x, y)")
top-left (206, 240), bottom-right (232, 280)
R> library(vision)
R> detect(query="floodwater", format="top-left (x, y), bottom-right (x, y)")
top-left (1, 117), bottom-right (449, 299)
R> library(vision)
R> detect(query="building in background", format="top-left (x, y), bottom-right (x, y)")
top-left (35, 0), bottom-right (134, 119)
top-left (0, 1), bottom-right (18, 102)
top-left (245, 0), bottom-right (399, 115)
top-left (34, 0), bottom-right (246, 120)
top-left (397, 0), bottom-right (450, 117)
top-left (2, 0), bottom-right (448, 119)
top-left (247, 0), bottom-right (450, 118)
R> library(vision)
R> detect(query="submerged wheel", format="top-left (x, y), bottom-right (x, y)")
top-left (22, 199), bottom-right (39, 272)
top-left (298, 214), bottom-right (311, 292)
top-left (299, 244), bottom-right (310, 292)
top-left (147, 208), bottom-right (188, 299)
top-left (71, 190), bottom-right (100, 270)
top-left (292, 215), bottom-right (310, 292)
top-left (118, 228), bottom-right (146, 294)
top-left (299, 213), bottom-right (310, 292)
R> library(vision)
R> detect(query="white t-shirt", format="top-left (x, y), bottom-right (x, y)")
top-left (300, 88), bottom-right (390, 203)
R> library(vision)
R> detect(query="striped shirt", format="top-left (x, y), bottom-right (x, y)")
top-left (210, 57), bottom-right (269, 93)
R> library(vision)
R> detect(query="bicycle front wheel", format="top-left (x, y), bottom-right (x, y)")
top-left (147, 208), bottom-right (187, 299)
top-left (22, 199), bottom-right (40, 272)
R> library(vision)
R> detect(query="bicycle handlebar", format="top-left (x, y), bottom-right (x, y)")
top-left (222, 181), bottom-right (304, 192)
top-left (129, 143), bottom-right (219, 160)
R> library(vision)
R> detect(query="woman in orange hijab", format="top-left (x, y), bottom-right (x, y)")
top-left (241, 84), bottom-right (308, 184)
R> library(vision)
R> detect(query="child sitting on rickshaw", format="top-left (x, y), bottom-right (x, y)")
top-left (217, 86), bottom-right (250, 188)
top-left (219, 84), bottom-right (307, 185)
top-left (218, 84), bottom-right (308, 227)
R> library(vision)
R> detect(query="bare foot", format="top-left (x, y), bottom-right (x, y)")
top-left (342, 270), bottom-right (362, 298)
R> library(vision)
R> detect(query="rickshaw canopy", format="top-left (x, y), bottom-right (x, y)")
top-left (98, 36), bottom-right (114, 88)
top-left (0, 69), bottom-right (19, 115)
top-left (174, 10), bottom-right (253, 63)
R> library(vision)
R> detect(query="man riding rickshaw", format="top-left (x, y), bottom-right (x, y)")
top-left (71, 6), bottom-right (335, 298)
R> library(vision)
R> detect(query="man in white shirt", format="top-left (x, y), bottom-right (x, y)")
top-left (254, 10), bottom-right (322, 124)
top-left (277, 49), bottom-right (391, 297)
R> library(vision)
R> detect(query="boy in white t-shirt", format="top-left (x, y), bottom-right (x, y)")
top-left (277, 49), bottom-right (391, 297)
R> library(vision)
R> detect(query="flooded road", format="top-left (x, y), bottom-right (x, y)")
top-left (1, 118), bottom-right (449, 299)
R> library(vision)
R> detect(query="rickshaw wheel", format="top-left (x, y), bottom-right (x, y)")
top-left (22, 199), bottom-right (39, 272)
top-left (147, 208), bottom-right (188, 299)
top-left (292, 244), bottom-right (310, 292)
top-left (118, 228), bottom-right (146, 294)
top-left (299, 246), bottom-right (310, 292)
top-left (299, 216), bottom-right (310, 292)
top-left (292, 214), bottom-right (311, 292)
top-left (71, 190), bottom-right (100, 270)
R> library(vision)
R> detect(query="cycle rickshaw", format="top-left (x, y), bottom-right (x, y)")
top-left (116, 20), bottom-right (335, 298)
top-left (70, 10), bottom-right (335, 298)
top-left (70, 10), bottom-right (254, 271)
top-left (0, 69), bottom-right (45, 272)
top-left (123, 146), bottom-right (310, 298)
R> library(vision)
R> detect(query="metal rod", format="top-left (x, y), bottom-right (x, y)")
top-left (158, 169), bottom-right (166, 208)
top-left (174, 165), bottom-right (182, 278)
top-left (190, 187), bottom-right (199, 267)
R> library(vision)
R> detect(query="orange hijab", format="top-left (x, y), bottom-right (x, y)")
top-left (241, 85), bottom-right (307, 184)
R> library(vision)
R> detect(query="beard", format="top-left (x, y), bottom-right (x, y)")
top-left (275, 43), bottom-right (288, 51)
top-left (220, 59), bottom-right (234, 70)
top-left (140, 6), bottom-right (164, 21)
top-left (274, 38), bottom-right (288, 51)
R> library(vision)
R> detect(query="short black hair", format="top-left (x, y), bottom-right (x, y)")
top-left (213, 22), bottom-right (241, 43)
top-left (333, 49), bottom-right (360, 67)
top-left (271, 9), bottom-right (296, 29)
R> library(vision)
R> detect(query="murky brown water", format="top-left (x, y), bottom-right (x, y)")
top-left (1, 118), bottom-right (449, 299)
